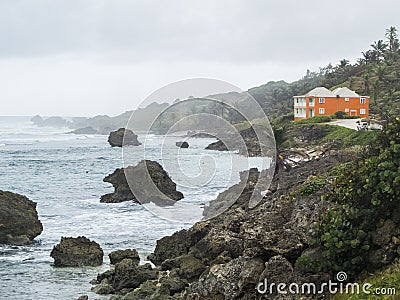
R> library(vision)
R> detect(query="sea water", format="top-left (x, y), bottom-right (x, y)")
top-left (0, 116), bottom-right (266, 299)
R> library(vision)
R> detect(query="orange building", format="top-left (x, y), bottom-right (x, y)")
top-left (293, 87), bottom-right (369, 121)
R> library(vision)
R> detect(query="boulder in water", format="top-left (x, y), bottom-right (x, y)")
top-left (176, 141), bottom-right (189, 148)
top-left (108, 128), bottom-right (141, 147)
top-left (100, 160), bottom-right (184, 205)
top-left (0, 190), bottom-right (43, 245)
top-left (50, 236), bottom-right (103, 267)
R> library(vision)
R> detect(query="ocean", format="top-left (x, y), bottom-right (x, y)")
top-left (0, 116), bottom-right (267, 299)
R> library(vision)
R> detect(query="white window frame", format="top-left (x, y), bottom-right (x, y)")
top-left (309, 98), bottom-right (315, 107)
top-left (344, 108), bottom-right (349, 113)
top-left (360, 108), bottom-right (366, 115)
top-left (360, 97), bottom-right (366, 104)
top-left (319, 108), bottom-right (325, 115)
top-left (319, 97), bottom-right (325, 103)
top-left (345, 97), bottom-right (350, 102)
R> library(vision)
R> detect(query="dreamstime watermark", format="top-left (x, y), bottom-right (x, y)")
top-left (257, 271), bottom-right (396, 296)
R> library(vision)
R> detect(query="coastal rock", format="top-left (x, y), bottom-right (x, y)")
top-left (108, 128), bottom-right (141, 147)
top-left (70, 126), bottom-right (98, 134)
top-left (50, 236), bottom-right (103, 267)
top-left (175, 141), bottom-right (189, 148)
top-left (205, 139), bottom-right (228, 151)
top-left (100, 160), bottom-right (184, 205)
top-left (0, 190), bottom-right (43, 245)
top-left (95, 259), bottom-right (157, 293)
top-left (109, 249), bottom-right (140, 265)
top-left (31, 115), bottom-right (69, 127)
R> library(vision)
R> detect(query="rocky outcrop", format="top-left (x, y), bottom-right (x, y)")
top-left (205, 126), bottom-right (263, 156)
top-left (109, 249), bottom-right (140, 265)
top-left (108, 128), bottom-right (141, 147)
top-left (175, 141), bottom-right (189, 148)
top-left (205, 139), bottom-right (228, 151)
top-left (31, 115), bottom-right (69, 127)
top-left (70, 126), bottom-right (98, 134)
top-left (92, 254), bottom-right (157, 295)
top-left (100, 160), bottom-right (184, 205)
top-left (50, 236), bottom-right (103, 267)
top-left (0, 190), bottom-right (43, 245)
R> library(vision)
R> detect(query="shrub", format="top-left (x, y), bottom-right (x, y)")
top-left (297, 116), bottom-right (332, 124)
top-left (334, 111), bottom-right (347, 119)
top-left (299, 176), bottom-right (326, 195)
top-left (311, 116), bottom-right (400, 278)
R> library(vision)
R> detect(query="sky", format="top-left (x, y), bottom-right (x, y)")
top-left (0, 0), bottom-right (399, 117)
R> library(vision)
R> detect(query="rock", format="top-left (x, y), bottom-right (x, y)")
top-left (112, 259), bottom-right (157, 291)
top-left (108, 128), bottom-right (141, 147)
top-left (161, 254), bottom-right (206, 280)
top-left (76, 296), bottom-right (89, 300)
top-left (100, 160), bottom-right (184, 205)
top-left (175, 141), bottom-right (189, 148)
top-left (149, 230), bottom-right (189, 266)
top-left (91, 279), bottom-right (115, 294)
top-left (119, 280), bottom-right (170, 300)
top-left (188, 131), bottom-right (216, 138)
top-left (187, 257), bottom-right (247, 299)
top-left (50, 236), bottom-right (103, 267)
top-left (70, 126), bottom-right (98, 134)
top-left (195, 228), bottom-right (244, 260)
top-left (31, 115), bottom-right (69, 127)
top-left (205, 139), bottom-right (228, 151)
top-left (0, 190), bottom-right (43, 245)
top-left (109, 249), bottom-right (140, 265)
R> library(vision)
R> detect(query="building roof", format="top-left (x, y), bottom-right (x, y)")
top-left (332, 87), bottom-right (360, 97)
top-left (295, 86), bottom-right (364, 98)
top-left (304, 87), bottom-right (335, 97)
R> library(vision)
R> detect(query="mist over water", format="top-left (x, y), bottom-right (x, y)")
top-left (0, 116), bottom-right (266, 299)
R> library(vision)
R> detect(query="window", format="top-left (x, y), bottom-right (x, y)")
top-left (360, 108), bottom-right (366, 115)
top-left (345, 108), bottom-right (349, 113)
top-left (345, 97), bottom-right (350, 102)
top-left (319, 97), bottom-right (325, 103)
top-left (309, 98), bottom-right (315, 107)
top-left (319, 108), bottom-right (325, 114)
top-left (360, 97), bottom-right (366, 104)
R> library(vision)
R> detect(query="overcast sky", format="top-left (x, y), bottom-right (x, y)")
top-left (1, 0), bottom-right (399, 116)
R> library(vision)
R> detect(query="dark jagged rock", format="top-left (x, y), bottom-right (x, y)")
top-left (108, 128), bottom-right (141, 147)
top-left (93, 258), bottom-right (157, 294)
top-left (109, 249), bottom-right (140, 265)
top-left (175, 141), bottom-right (189, 148)
top-left (0, 190), bottom-right (43, 245)
top-left (100, 160), bottom-right (184, 205)
top-left (50, 236), bottom-right (103, 267)
top-left (70, 126), bottom-right (98, 134)
top-left (205, 139), bottom-right (228, 151)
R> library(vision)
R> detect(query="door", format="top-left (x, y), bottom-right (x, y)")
top-left (309, 108), bottom-right (315, 118)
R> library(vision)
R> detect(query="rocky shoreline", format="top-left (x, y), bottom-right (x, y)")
top-left (89, 151), bottom-right (356, 299)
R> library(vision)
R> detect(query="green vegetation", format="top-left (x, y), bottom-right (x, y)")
top-left (296, 116), bottom-right (332, 124)
top-left (311, 117), bottom-right (400, 277)
top-left (320, 125), bottom-right (378, 148)
top-left (299, 176), bottom-right (327, 196)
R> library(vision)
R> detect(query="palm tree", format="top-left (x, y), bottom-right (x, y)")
top-left (385, 26), bottom-right (399, 52)
top-left (370, 40), bottom-right (388, 62)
